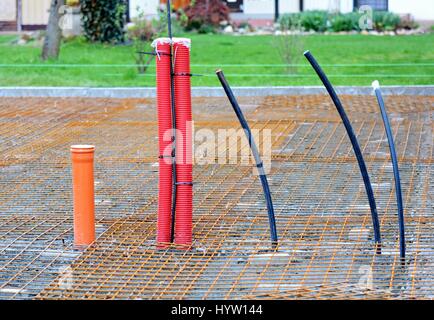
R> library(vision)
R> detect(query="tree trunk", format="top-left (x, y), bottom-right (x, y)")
top-left (41, 0), bottom-right (65, 61)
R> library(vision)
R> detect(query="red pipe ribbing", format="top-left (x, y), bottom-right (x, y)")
top-left (154, 39), bottom-right (173, 247)
top-left (173, 39), bottom-right (193, 248)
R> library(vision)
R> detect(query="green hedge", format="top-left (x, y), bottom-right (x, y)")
top-left (279, 10), bottom-right (402, 32)
top-left (300, 11), bottom-right (329, 32)
top-left (80, 0), bottom-right (126, 43)
top-left (373, 11), bottom-right (401, 31)
top-left (330, 12), bottom-right (361, 32)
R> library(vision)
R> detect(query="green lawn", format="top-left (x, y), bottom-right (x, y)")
top-left (0, 34), bottom-right (433, 87)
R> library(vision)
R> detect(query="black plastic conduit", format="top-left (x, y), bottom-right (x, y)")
top-left (304, 51), bottom-right (382, 252)
top-left (167, 0), bottom-right (178, 243)
top-left (372, 80), bottom-right (406, 261)
top-left (216, 70), bottom-right (278, 248)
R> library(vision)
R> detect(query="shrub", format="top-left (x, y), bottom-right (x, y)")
top-left (274, 33), bottom-right (304, 74)
top-left (300, 11), bottom-right (328, 32)
top-left (279, 13), bottom-right (302, 31)
top-left (373, 11), bottom-right (400, 31)
top-left (127, 7), bottom-right (169, 74)
top-left (127, 16), bottom-right (156, 74)
top-left (276, 12), bottom-right (304, 73)
top-left (176, 9), bottom-right (189, 30)
top-left (184, 0), bottom-right (230, 32)
top-left (280, 10), bottom-right (403, 33)
top-left (80, 0), bottom-right (126, 43)
top-left (237, 21), bottom-right (254, 32)
top-left (330, 12), bottom-right (360, 32)
top-left (157, 7), bottom-right (186, 36)
top-left (398, 14), bottom-right (419, 30)
top-left (198, 24), bottom-right (216, 34)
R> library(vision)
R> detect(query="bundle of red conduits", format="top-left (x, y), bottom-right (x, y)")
top-left (152, 38), bottom-right (192, 249)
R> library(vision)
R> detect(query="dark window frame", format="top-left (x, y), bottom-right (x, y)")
top-left (353, 0), bottom-right (389, 11)
top-left (225, 0), bottom-right (244, 13)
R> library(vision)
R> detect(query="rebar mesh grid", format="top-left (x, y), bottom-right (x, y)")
top-left (0, 95), bottom-right (432, 299)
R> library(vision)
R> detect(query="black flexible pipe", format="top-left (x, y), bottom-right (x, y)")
top-left (372, 81), bottom-right (406, 261)
top-left (167, 0), bottom-right (178, 243)
top-left (304, 51), bottom-right (382, 252)
top-left (216, 70), bottom-right (278, 247)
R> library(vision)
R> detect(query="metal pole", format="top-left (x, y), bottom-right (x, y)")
top-left (304, 50), bottom-right (382, 253)
top-left (372, 80), bottom-right (406, 262)
top-left (17, 0), bottom-right (22, 32)
top-left (167, 0), bottom-right (178, 243)
top-left (216, 69), bottom-right (278, 248)
top-left (274, 0), bottom-right (280, 22)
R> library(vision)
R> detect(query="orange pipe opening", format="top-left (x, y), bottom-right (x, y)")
top-left (71, 145), bottom-right (95, 248)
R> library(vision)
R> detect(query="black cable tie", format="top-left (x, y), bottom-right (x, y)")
top-left (158, 155), bottom-right (174, 159)
top-left (137, 51), bottom-right (171, 57)
top-left (172, 72), bottom-right (203, 77)
top-left (256, 162), bottom-right (264, 168)
top-left (175, 182), bottom-right (194, 186)
top-left (137, 51), bottom-right (156, 56)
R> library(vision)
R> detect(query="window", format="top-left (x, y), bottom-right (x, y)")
top-left (354, 0), bottom-right (388, 11)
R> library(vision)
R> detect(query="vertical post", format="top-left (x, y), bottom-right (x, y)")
top-left (274, 0), bottom-right (280, 22)
top-left (71, 145), bottom-right (95, 248)
top-left (166, 0), bottom-right (179, 244)
top-left (17, 0), bottom-right (22, 32)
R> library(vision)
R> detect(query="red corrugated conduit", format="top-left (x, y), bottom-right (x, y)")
top-left (155, 40), bottom-right (173, 247)
top-left (173, 39), bottom-right (193, 248)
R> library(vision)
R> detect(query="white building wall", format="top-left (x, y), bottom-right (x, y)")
top-left (0, 0), bottom-right (16, 21)
top-left (22, 0), bottom-right (51, 25)
top-left (388, 0), bottom-right (434, 20)
top-left (129, 0), bottom-right (160, 18)
top-left (303, 0), bottom-right (352, 12)
top-left (243, 0), bottom-right (275, 15)
top-left (243, 0), bottom-right (353, 15)
top-left (339, 0), bottom-right (353, 13)
top-left (244, 0), bottom-right (299, 14)
top-left (129, 0), bottom-right (434, 21)
top-left (280, 0), bottom-right (301, 13)
top-left (303, 0), bottom-right (335, 11)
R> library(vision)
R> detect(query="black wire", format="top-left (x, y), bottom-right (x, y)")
top-left (216, 69), bottom-right (278, 248)
top-left (373, 84), bottom-right (406, 262)
top-left (304, 50), bottom-right (382, 253)
top-left (167, 0), bottom-right (172, 39)
top-left (167, 0), bottom-right (177, 243)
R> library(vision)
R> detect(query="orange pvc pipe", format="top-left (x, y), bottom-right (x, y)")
top-left (71, 145), bottom-right (95, 247)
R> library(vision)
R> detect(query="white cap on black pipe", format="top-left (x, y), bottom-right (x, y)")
top-left (372, 80), bottom-right (380, 90)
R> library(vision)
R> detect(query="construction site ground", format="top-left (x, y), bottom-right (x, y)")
top-left (0, 94), bottom-right (432, 299)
